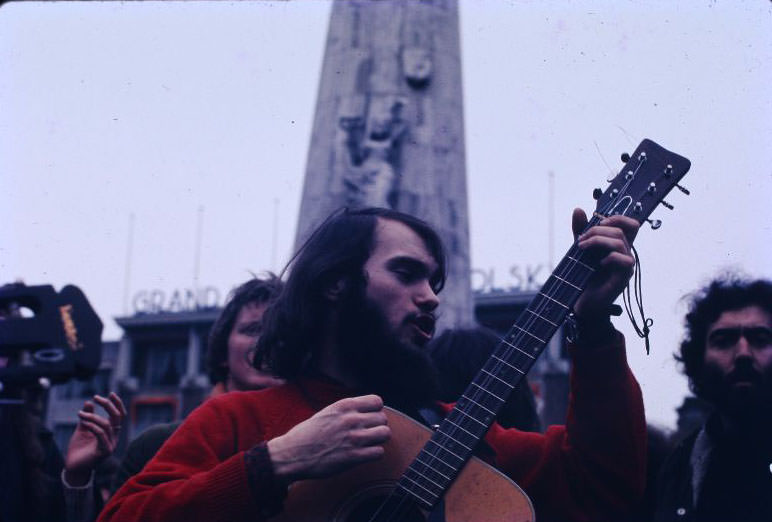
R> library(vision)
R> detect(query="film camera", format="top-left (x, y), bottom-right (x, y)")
top-left (0, 283), bottom-right (102, 394)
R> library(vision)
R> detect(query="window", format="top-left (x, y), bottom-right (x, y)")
top-left (131, 339), bottom-right (188, 387)
top-left (131, 397), bottom-right (177, 435)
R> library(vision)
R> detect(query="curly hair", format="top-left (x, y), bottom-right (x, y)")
top-left (206, 274), bottom-right (283, 385)
top-left (677, 275), bottom-right (772, 397)
top-left (255, 207), bottom-right (446, 379)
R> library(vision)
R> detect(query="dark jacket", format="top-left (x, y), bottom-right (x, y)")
top-left (654, 415), bottom-right (772, 522)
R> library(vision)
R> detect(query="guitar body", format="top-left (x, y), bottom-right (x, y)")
top-left (271, 407), bottom-right (534, 522)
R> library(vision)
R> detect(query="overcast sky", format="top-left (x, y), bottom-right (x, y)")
top-left (2, 0), bottom-right (770, 428)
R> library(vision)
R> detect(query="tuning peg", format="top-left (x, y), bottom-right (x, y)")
top-left (647, 219), bottom-right (662, 230)
top-left (676, 184), bottom-right (690, 195)
top-left (620, 152), bottom-right (631, 163)
top-left (593, 188), bottom-right (603, 200)
top-left (661, 200), bottom-right (674, 210)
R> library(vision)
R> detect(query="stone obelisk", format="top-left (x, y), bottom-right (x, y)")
top-left (295, 0), bottom-right (473, 329)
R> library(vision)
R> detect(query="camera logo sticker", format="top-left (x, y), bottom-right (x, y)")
top-left (59, 304), bottom-right (82, 350)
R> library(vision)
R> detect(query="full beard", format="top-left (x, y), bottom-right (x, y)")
top-left (335, 290), bottom-right (439, 412)
top-left (699, 359), bottom-right (772, 427)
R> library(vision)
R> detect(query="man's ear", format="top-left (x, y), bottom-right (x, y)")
top-left (324, 278), bottom-right (348, 302)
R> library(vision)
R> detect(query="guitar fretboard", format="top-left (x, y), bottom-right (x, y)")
top-left (391, 216), bottom-right (603, 512)
top-left (367, 139), bottom-right (690, 521)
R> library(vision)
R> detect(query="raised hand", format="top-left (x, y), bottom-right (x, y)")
top-left (266, 394), bottom-right (390, 484)
top-left (64, 391), bottom-right (127, 486)
top-left (571, 208), bottom-right (640, 321)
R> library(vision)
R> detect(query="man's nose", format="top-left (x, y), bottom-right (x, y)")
top-left (415, 280), bottom-right (439, 312)
top-left (734, 336), bottom-right (754, 359)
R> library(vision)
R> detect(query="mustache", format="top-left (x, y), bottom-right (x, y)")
top-left (406, 311), bottom-right (438, 333)
top-left (728, 363), bottom-right (763, 384)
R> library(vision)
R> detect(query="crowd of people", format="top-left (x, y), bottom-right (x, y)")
top-left (2, 205), bottom-right (770, 521)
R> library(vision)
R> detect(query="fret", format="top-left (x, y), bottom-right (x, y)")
top-left (460, 394), bottom-right (495, 415)
top-left (414, 454), bottom-right (454, 479)
top-left (511, 324), bottom-right (546, 344)
top-left (453, 406), bottom-right (488, 428)
top-left (497, 340), bottom-right (534, 360)
top-left (426, 439), bottom-right (464, 462)
top-left (512, 319), bottom-right (554, 343)
top-left (432, 426), bottom-right (472, 453)
top-left (470, 382), bottom-right (506, 402)
top-left (398, 475), bottom-right (437, 507)
top-left (458, 392), bottom-right (502, 422)
top-left (524, 308), bottom-right (559, 327)
top-left (566, 254), bottom-right (595, 272)
top-left (552, 274), bottom-right (582, 291)
top-left (480, 368), bottom-right (515, 389)
top-left (404, 466), bottom-right (445, 492)
top-left (538, 291), bottom-right (570, 309)
top-left (437, 422), bottom-right (475, 449)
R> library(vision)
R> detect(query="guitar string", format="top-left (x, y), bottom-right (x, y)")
top-left (370, 228), bottom-right (602, 522)
top-left (370, 242), bottom-right (597, 522)
top-left (371, 156), bottom-right (648, 520)
top-left (372, 214), bottom-right (615, 522)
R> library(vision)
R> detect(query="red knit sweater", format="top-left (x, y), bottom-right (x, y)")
top-left (99, 332), bottom-right (646, 522)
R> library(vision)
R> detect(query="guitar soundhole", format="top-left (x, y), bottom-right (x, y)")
top-left (331, 481), bottom-right (426, 522)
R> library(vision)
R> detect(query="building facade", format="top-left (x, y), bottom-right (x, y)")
top-left (46, 291), bottom-right (570, 453)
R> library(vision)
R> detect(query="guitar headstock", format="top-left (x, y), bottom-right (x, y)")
top-left (595, 139), bottom-right (691, 227)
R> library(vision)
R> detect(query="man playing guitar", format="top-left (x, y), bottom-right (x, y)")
top-left (100, 206), bottom-right (646, 522)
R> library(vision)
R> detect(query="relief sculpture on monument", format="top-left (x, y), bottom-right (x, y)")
top-left (338, 95), bottom-right (407, 208)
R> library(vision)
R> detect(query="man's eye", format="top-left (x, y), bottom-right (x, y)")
top-left (710, 332), bottom-right (736, 348)
top-left (394, 269), bottom-right (416, 281)
top-left (240, 323), bottom-right (262, 336)
top-left (747, 328), bottom-right (772, 347)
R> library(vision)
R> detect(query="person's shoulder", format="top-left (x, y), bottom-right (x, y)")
top-left (205, 382), bottom-right (301, 412)
top-left (133, 421), bottom-right (182, 445)
top-left (123, 421), bottom-right (182, 461)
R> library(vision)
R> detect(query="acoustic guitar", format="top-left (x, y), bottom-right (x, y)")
top-left (272, 139), bottom-right (691, 522)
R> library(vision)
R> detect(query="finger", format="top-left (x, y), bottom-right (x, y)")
top-left (350, 394), bottom-right (384, 412)
top-left (79, 419), bottom-right (113, 450)
top-left (348, 445), bottom-right (385, 464)
top-left (78, 410), bottom-right (113, 434)
top-left (572, 208), bottom-right (589, 240)
top-left (579, 225), bottom-right (629, 249)
top-left (577, 231), bottom-right (630, 256)
top-left (333, 395), bottom-right (383, 413)
top-left (352, 425), bottom-right (391, 446)
top-left (349, 410), bottom-right (388, 429)
top-left (93, 395), bottom-right (122, 424)
top-left (598, 251), bottom-right (636, 272)
top-left (81, 401), bottom-right (95, 413)
top-left (109, 392), bottom-right (128, 417)
top-left (598, 214), bottom-right (640, 243)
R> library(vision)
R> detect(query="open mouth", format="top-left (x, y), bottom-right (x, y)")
top-left (409, 313), bottom-right (436, 341)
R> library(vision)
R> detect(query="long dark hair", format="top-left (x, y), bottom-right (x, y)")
top-left (206, 274), bottom-right (283, 385)
top-left (677, 275), bottom-right (772, 397)
top-left (255, 207), bottom-right (446, 379)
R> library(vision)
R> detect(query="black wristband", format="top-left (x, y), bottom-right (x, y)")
top-left (565, 312), bottom-right (615, 346)
top-left (244, 442), bottom-right (288, 519)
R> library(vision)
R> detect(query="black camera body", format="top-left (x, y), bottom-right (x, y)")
top-left (0, 284), bottom-right (102, 390)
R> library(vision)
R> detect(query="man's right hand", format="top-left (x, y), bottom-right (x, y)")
top-left (266, 395), bottom-right (390, 484)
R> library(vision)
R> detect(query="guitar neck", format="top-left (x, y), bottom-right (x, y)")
top-left (391, 216), bottom-right (603, 511)
top-left (377, 138), bottom-right (690, 515)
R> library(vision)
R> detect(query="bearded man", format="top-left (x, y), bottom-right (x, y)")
top-left (100, 207), bottom-right (646, 522)
top-left (655, 277), bottom-right (772, 522)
